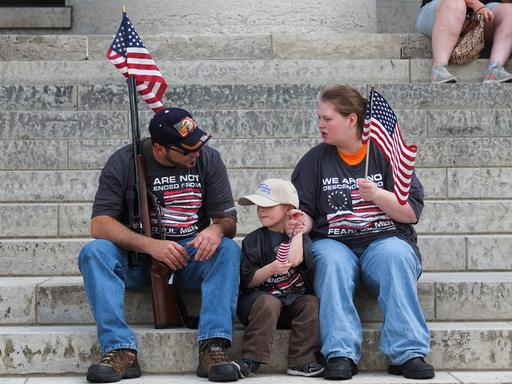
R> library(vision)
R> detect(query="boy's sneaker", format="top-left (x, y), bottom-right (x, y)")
top-left (86, 349), bottom-right (141, 383)
top-left (431, 65), bottom-right (457, 83)
top-left (196, 338), bottom-right (239, 382)
top-left (287, 361), bottom-right (325, 377)
top-left (232, 358), bottom-right (260, 378)
top-left (483, 63), bottom-right (512, 83)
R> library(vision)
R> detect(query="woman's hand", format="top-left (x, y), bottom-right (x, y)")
top-left (477, 6), bottom-right (494, 23)
top-left (287, 209), bottom-right (305, 237)
top-left (357, 178), bottom-right (382, 202)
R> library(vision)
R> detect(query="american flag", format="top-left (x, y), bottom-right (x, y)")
top-left (106, 12), bottom-right (167, 113)
top-left (362, 90), bottom-right (417, 205)
top-left (275, 241), bottom-right (291, 262)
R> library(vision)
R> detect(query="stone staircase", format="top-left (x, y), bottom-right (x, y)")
top-left (1, 4), bottom-right (512, 379)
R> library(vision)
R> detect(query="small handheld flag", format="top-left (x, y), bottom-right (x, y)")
top-left (107, 12), bottom-right (167, 112)
top-left (275, 223), bottom-right (298, 262)
top-left (363, 90), bottom-right (417, 205)
top-left (276, 241), bottom-right (291, 263)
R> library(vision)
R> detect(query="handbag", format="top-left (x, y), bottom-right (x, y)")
top-left (449, 13), bottom-right (485, 65)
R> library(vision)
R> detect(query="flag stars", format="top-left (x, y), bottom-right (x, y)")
top-left (108, 13), bottom-right (167, 113)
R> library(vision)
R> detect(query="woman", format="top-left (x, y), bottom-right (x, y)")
top-left (417, 0), bottom-right (512, 83)
top-left (290, 85), bottom-right (433, 380)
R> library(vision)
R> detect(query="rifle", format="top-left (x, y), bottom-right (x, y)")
top-left (126, 77), bottom-right (186, 329)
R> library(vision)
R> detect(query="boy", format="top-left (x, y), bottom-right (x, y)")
top-left (234, 178), bottom-right (323, 378)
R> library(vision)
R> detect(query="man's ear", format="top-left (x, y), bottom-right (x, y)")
top-left (153, 142), bottom-right (166, 154)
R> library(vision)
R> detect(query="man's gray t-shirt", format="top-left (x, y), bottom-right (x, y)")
top-left (92, 138), bottom-right (236, 240)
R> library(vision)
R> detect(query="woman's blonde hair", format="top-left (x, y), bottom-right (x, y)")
top-left (320, 85), bottom-right (368, 137)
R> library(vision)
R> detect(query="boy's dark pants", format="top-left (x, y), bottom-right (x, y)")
top-left (241, 293), bottom-right (320, 367)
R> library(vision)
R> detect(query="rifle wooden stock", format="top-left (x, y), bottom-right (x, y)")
top-left (137, 154), bottom-right (182, 328)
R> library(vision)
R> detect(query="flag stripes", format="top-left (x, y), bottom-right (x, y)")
top-left (362, 90), bottom-right (417, 205)
top-left (107, 12), bottom-right (167, 113)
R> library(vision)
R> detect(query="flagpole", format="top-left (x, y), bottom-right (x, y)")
top-left (364, 86), bottom-right (375, 179)
top-left (122, 5), bottom-right (126, 13)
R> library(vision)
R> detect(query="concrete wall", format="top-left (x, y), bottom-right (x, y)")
top-left (0, 0), bottom-right (377, 35)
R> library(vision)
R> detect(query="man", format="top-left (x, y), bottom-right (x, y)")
top-left (79, 107), bottom-right (240, 383)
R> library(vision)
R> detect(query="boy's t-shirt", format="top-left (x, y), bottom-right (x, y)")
top-left (237, 227), bottom-right (314, 325)
top-left (243, 230), bottom-right (306, 296)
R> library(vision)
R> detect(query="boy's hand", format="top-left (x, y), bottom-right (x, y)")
top-left (268, 259), bottom-right (292, 275)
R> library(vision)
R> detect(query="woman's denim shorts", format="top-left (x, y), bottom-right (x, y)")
top-left (416, 0), bottom-right (502, 36)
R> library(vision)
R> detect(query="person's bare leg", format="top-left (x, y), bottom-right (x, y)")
top-left (488, 4), bottom-right (512, 65)
top-left (431, 0), bottom-right (467, 66)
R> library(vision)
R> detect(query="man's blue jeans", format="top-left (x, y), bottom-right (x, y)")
top-left (311, 236), bottom-right (430, 365)
top-left (78, 237), bottom-right (240, 353)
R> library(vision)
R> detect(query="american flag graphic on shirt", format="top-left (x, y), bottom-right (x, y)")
top-left (327, 188), bottom-right (394, 232)
top-left (151, 187), bottom-right (202, 228)
top-left (265, 268), bottom-right (305, 296)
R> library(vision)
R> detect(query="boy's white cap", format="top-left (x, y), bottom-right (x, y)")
top-left (238, 178), bottom-right (299, 209)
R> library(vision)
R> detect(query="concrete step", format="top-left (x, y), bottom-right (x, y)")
top-left (1, 59), bottom-right (511, 85)
top-left (0, 33), bottom-right (434, 61)
top-left (239, 200), bottom-right (512, 236)
top-left (0, 59), bottom-right (410, 85)
top-left (2, 137), bottom-right (512, 171)
top-left (2, 83), bottom-right (512, 112)
top-left (378, 0), bottom-right (422, 33)
top-left (0, 322), bottom-right (511, 373)
top-left (1, 108), bottom-right (512, 141)
top-left (3, 273), bottom-right (512, 325)
top-left (0, 275), bottom-right (431, 325)
top-left (4, 372), bottom-right (512, 384)
top-left (0, 199), bottom-right (511, 238)
top-left (4, 167), bottom-right (511, 203)
top-left (1, 234), bottom-right (510, 277)
top-left (0, 1), bottom-right (377, 36)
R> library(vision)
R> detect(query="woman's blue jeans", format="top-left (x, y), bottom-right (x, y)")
top-left (311, 236), bottom-right (430, 365)
top-left (78, 237), bottom-right (240, 353)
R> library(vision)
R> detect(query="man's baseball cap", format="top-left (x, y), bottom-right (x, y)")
top-left (238, 178), bottom-right (299, 209)
top-left (149, 107), bottom-right (211, 152)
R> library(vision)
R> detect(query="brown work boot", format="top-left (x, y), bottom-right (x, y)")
top-left (196, 338), bottom-right (238, 382)
top-left (86, 349), bottom-right (141, 383)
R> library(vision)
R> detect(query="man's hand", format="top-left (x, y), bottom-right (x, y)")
top-left (268, 259), bottom-right (292, 275)
top-left (150, 239), bottom-right (190, 270)
top-left (357, 178), bottom-right (382, 202)
top-left (188, 223), bottom-right (224, 261)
